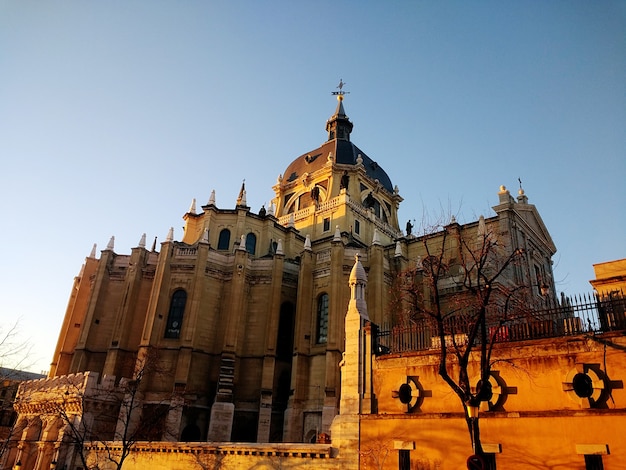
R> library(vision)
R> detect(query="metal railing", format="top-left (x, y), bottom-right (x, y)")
top-left (376, 292), bottom-right (626, 355)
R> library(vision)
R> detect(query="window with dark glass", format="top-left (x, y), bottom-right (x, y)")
top-left (398, 450), bottom-right (410, 470)
top-left (484, 454), bottom-right (497, 470)
top-left (354, 219), bottom-right (360, 234)
top-left (323, 218), bottom-right (331, 232)
top-left (217, 229), bottom-right (231, 250)
top-left (165, 290), bottom-right (187, 339)
top-left (276, 302), bottom-right (295, 361)
top-left (585, 455), bottom-right (604, 470)
top-left (316, 293), bottom-right (329, 344)
top-left (245, 233), bottom-right (257, 255)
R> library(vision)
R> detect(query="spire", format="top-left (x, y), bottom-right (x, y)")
top-left (333, 225), bottom-right (342, 242)
top-left (236, 180), bottom-right (247, 207)
top-left (138, 233), bottom-right (146, 248)
top-left (89, 243), bottom-right (97, 258)
top-left (326, 80), bottom-right (354, 141)
top-left (517, 178), bottom-right (528, 204)
top-left (208, 189), bottom-right (216, 206)
top-left (106, 236), bottom-right (115, 251)
top-left (348, 253), bottom-right (369, 318)
top-left (188, 198), bottom-right (197, 214)
top-left (166, 227), bottom-right (174, 242)
top-left (372, 228), bottom-right (381, 246)
top-left (394, 240), bottom-right (403, 258)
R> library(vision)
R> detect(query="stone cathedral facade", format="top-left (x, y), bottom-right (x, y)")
top-left (7, 94), bottom-right (560, 469)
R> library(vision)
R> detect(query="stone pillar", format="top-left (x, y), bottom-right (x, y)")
top-left (329, 254), bottom-right (369, 469)
top-left (208, 245), bottom-right (249, 441)
top-left (257, 251), bottom-right (285, 442)
top-left (284, 248), bottom-right (314, 442)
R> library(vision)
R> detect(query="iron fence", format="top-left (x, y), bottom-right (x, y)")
top-left (376, 292), bottom-right (626, 355)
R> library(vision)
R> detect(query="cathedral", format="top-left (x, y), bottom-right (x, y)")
top-left (7, 91), bottom-right (575, 470)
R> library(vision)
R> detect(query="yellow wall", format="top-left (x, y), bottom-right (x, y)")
top-left (591, 258), bottom-right (626, 295)
top-left (363, 333), bottom-right (626, 469)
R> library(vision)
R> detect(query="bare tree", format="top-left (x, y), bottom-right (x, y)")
top-left (393, 220), bottom-right (529, 459)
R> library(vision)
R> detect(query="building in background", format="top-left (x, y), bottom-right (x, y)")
top-left (8, 94), bottom-right (564, 470)
top-left (0, 368), bottom-right (44, 466)
top-left (591, 258), bottom-right (626, 296)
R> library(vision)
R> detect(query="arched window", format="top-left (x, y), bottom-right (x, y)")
top-left (245, 232), bottom-right (257, 255)
top-left (165, 290), bottom-right (187, 339)
top-left (217, 229), bottom-right (231, 250)
top-left (316, 293), bottom-right (329, 344)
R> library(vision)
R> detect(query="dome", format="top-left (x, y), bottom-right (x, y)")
top-left (280, 99), bottom-right (394, 194)
top-left (349, 253), bottom-right (367, 285)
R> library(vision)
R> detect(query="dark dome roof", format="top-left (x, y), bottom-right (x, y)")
top-left (282, 140), bottom-right (393, 193)
top-left (282, 99), bottom-right (394, 193)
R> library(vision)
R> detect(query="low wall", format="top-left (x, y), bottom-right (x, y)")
top-left (85, 441), bottom-right (340, 470)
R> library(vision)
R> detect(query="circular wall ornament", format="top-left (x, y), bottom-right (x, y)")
top-left (392, 377), bottom-right (421, 412)
top-left (475, 373), bottom-right (505, 411)
top-left (563, 364), bottom-right (605, 408)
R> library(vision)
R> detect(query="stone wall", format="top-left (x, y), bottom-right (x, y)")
top-left (362, 332), bottom-right (626, 469)
top-left (84, 442), bottom-right (340, 470)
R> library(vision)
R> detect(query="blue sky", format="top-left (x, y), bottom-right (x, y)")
top-left (1, 1), bottom-right (624, 373)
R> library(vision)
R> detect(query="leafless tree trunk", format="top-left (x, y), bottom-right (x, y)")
top-left (394, 220), bottom-right (529, 456)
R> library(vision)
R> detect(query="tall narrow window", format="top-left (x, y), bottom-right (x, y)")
top-left (484, 454), bottom-right (497, 470)
top-left (584, 455), bottom-right (604, 470)
top-left (276, 302), bottom-right (295, 361)
top-left (398, 449), bottom-right (410, 470)
top-left (316, 293), bottom-right (329, 344)
top-left (165, 290), bottom-right (187, 339)
top-left (323, 218), bottom-right (331, 232)
top-left (217, 229), bottom-right (231, 250)
top-left (245, 233), bottom-right (257, 255)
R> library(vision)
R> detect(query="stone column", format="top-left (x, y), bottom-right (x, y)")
top-left (329, 254), bottom-right (370, 469)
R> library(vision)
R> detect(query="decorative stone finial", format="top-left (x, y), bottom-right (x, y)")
top-left (517, 179), bottom-right (528, 204)
top-left (333, 225), bottom-right (342, 242)
top-left (304, 234), bottom-right (312, 251)
top-left (477, 215), bottom-right (486, 237)
top-left (138, 233), bottom-right (146, 248)
top-left (89, 243), bottom-right (97, 258)
top-left (236, 180), bottom-right (247, 207)
top-left (188, 198), bottom-right (197, 214)
top-left (287, 213), bottom-right (295, 228)
top-left (201, 228), bottom-right (209, 244)
top-left (238, 234), bottom-right (247, 251)
top-left (166, 227), bottom-right (174, 242)
top-left (372, 228), bottom-right (381, 246)
top-left (268, 202), bottom-right (275, 216)
top-left (106, 236), bottom-right (115, 251)
top-left (208, 189), bottom-right (216, 206)
top-left (498, 185), bottom-right (513, 204)
top-left (276, 239), bottom-right (284, 255)
top-left (394, 240), bottom-right (403, 258)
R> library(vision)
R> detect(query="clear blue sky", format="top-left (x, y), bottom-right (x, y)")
top-left (1, 1), bottom-right (624, 373)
